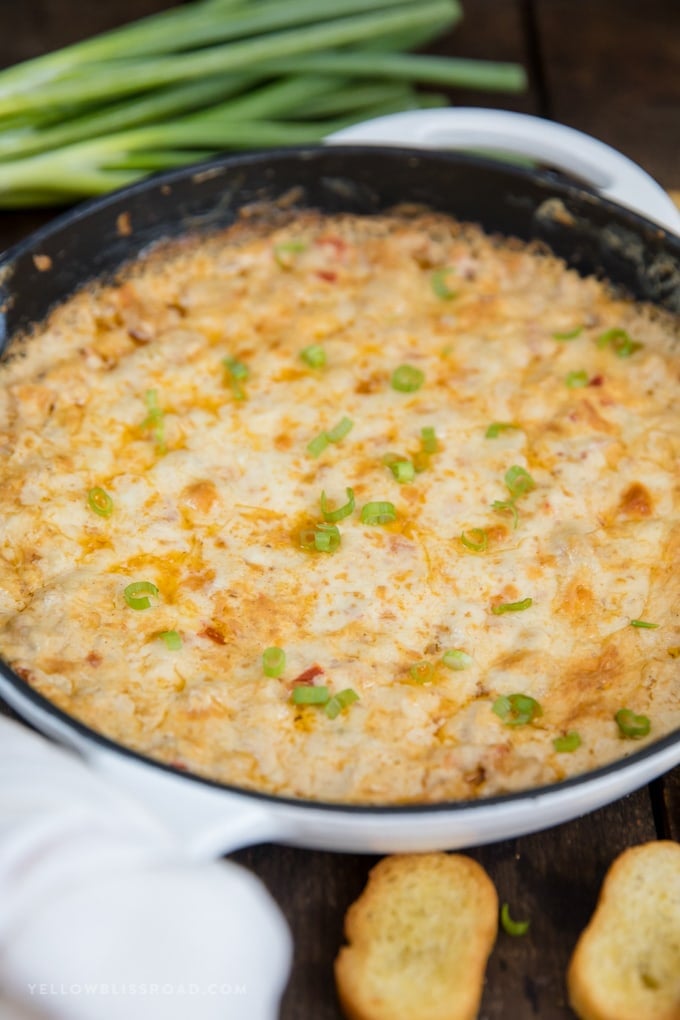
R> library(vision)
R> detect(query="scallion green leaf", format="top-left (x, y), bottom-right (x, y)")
top-left (320, 487), bottom-right (355, 523)
top-left (441, 649), bottom-right (473, 670)
top-left (615, 708), bottom-right (651, 739)
top-left (299, 522), bottom-right (341, 553)
top-left (141, 388), bottom-right (166, 453)
top-left (630, 619), bottom-right (659, 629)
top-left (430, 267), bottom-right (456, 300)
top-left (87, 486), bottom-right (113, 518)
top-left (307, 431), bottom-right (330, 458)
top-left (326, 416), bottom-right (354, 443)
top-left (360, 500), bottom-right (397, 525)
top-left (500, 903), bottom-right (530, 936)
top-left (124, 580), bottom-right (159, 610)
top-left (420, 426), bottom-right (438, 454)
top-left (565, 370), bottom-right (589, 388)
top-left (274, 239), bottom-right (306, 269)
top-left (384, 454), bottom-right (416, 483)
top-left (0, 0), bottom-right (531, 209)
top-left (493, 693), bottom-right (542, 726)
top-left (596, 327), bottom-right (643, 358)
top-left (409, 660), bottom-right (433, 684)
top-left (491, 499), bottom-right (519, 529)
top-left (324, 687), bottom-right (359, 719)
top-left (490, 465), bottom-right (535, 529)
top-left (460, 528), bottom-right (488, 552)
top-left (553, 731), bottom-right (581, 753)
top-left (491, 597), bottom-right (532, 615)
top-left (158, 629), bottom-right (182, 650)
top-left (300, 343), bottom-right (326, 369)
top-left (263, 646), bottom-right (286, 678)
top-left (552, 326), bottom-right (582, 340)
top-left (391, 364), bottom-right (424, 393)
top-left (222, 356), bottom-right (249, 400)
top-left (504, 465), bottom-right (535, 500)
top-left (315, 524), bottom-right (341, 553)
top-left (485, 422), bottom-right (519, 438)
top-left (291, 684), bottom-right (329, 706)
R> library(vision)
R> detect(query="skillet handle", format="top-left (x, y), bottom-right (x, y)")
top-left (0, 675), bottom-right (282, 859)
top-left (326, 108), bottom-right (680, 234)
top-left (87, 746), bottom-right (284, 860)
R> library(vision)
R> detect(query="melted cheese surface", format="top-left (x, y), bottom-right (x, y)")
top-left (0, 210), bottom-right (678, 803)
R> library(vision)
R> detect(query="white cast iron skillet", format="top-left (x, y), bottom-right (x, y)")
top-left (1, 110), bottom-right (679, 859)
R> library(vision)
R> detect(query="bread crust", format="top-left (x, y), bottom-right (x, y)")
top-left (567, 840), bottom-right (680, 1020)
top-left (335, 852), bottom-right (498, 1020)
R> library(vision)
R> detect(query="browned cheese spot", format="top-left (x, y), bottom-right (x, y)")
top-left (618, 482), bottom-right (654, 519)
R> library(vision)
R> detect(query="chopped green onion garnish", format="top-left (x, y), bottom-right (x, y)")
top-left (596, 327), bottom-right (643, 358)
top-left (420, 426), bottom-right (439, 454)
top-left (320, 487), bottom-right (355, 523)
top-left (324, 687), bottom-right (359, 719)
top-left (307, 431), bottom-right (330, 458)
top-left (597, 328), bottom-right (627, 348)
top-left (491, 597), bottom-right (533, 615)
top-left (141, 388), bottom-right (166, 453)
top-left (225, 359), bottom-right (248, 381)
top-left (553, 326), bottom-right (583, 340)
top-left (553, 731), bottom-right (581, 753)
top-left (307, 417), bottom-right (354, 456)
top-left (490, 465), bottom-right (535, 529)
top-left (485, 422), bottom-right (519, 439)
top-left (491, 499), bottom-right (519, 529)
top-left (442, 649), bottom-right (473, 670)
top-left (143, 388), bottom-right (161, 416)
top-left (565, 370), bottom-right (589, 388)
top-left (460, 528), bottom-right (488, 553)
top-left (504, 465), bottom-right (535, 500)
top-left (615, 708), bottom-right (651, 739)
top-left (262, 646), bottom-right (286, 678)
top-left (123, 580), bottom-right (159, 611)
top-left (158, 629), bottom-right (182, 651)
top-left (273, 240), bottom-right (306, 269)
top-left (493, 693), bottom-right (542, 726)
top-left (500, 903), bottom-right (530, 936)
top-left (409, 660), bottom-right (433, 684)
top-left (360, 501), bottom-right (397, 526)
top-left (87, 486), bottom-right (113, 518)
top-left (630, 619), bottom-right (659, 629)
top-left (222, 357), bottom-right (249, 400)
top-left (314, 524), bottom-right (341, 553)
top-left (291, 685), bottom-right (329, 706)
top-left (300, 344), bottom-right (326, 369)
top-left (299, 522), bottom-right (341, 554)
top-left (385, 456), bottom-right (415, 484)
top-left (391, 364), bottom-right (425, 393)
top-left (326, 416), bottom-right (354, 443)
top-left (430, 267), bottom-right (456, 300)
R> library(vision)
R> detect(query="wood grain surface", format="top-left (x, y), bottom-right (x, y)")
top-left (0, 3), bottom-right (678, 1018)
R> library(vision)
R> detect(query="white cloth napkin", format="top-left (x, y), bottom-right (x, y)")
top-left (0, 717), bottom-right (292, 1020)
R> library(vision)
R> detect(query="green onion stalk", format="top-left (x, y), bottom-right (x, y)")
top-left (0, 0), bottom-right (527, 207)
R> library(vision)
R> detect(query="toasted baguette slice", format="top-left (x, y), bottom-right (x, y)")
top-left (334, 852), bottom-right (498, 1020)
top-left (567, 840), bottom-right (680, 1020)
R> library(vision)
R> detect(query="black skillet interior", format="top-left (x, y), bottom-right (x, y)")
top-left (1, 146), bottom-right (679, 350)
top-left (0, 145), bottom-right (679, 811)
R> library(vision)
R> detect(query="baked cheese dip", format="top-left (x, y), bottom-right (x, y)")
top-left (0, 210), bottom-right (678, 803)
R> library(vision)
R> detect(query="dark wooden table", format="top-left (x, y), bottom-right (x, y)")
top-left (1, 3), bottom-right (678, 1018)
